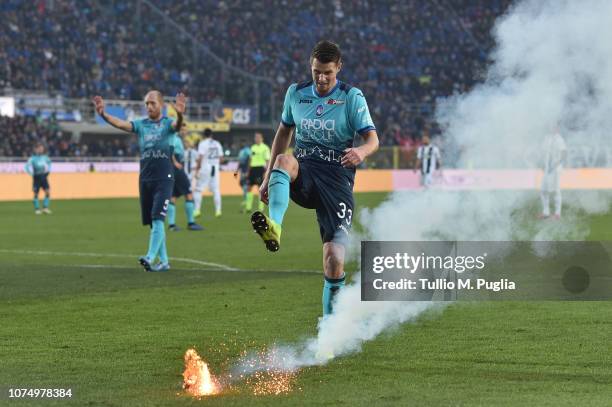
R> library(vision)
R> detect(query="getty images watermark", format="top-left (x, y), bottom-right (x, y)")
top-left (361, 242), bottom-right (612, 301)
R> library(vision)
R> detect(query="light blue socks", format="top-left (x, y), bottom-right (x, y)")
top-left (322, 274), bottom-right (346, 315)
top-left (268, 169), bottom-right (290, 225)
top-left (185, 200), bottom-right (195, 224)
top-left (167, 203), bottom-right (176, 225)
top-left (146, 220), bottom-right (165, 261)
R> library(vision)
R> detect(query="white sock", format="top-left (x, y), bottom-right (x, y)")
top-left (213, 190), bottom-right (221, 213)
top-left (193, 190), bottom-right (203, 212)
top-left (554, 190), bottom-right (562, 216)
top-left (541, 191), bottom-right (550, 216)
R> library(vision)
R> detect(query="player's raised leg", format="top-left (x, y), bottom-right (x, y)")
top-left (268, 154), bottom-right (298, 225)
top-left (251, 153), bottom-right (298, 252)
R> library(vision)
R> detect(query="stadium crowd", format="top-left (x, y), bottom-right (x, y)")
top-left (0, 115), bottom-right (135, 158)
top-left (1, 0), bottom-right (511, 156)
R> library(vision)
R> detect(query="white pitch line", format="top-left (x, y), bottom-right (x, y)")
top-left (0, 249), bottom-right (238, 271)
top-left (58, 264), bottom-right (214, 271)
top-left (60, 263), bottom-right (320, 274)
top-left (63, 264), bottom-right (131, 269)
top-left (0, 249), bottom-right (323, 274)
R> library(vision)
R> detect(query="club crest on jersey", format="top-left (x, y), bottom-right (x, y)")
top-left (327, 99), bottom-right (345, 105)
top-left (316, 105), bottom-right (324, 116)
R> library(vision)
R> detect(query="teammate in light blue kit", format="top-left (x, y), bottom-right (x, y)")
top-left (93, 91), bottom-right (186, 272)
top-left (25, 142), bottom-right (52, 215)
top-left (251, 41), bottom-right (379, 317)
top-left (236, 144), bottom-right (251, 212)
top-left (167, 123), bottom-right (203, 231)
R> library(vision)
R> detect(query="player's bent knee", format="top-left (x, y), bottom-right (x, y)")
top-left (274, 154), bottom-right (297, 171)
top-left (274, 154), bottom-right (299, 180)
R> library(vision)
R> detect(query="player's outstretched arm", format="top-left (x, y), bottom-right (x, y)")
top-left (170, 92), bottom-right (186, 131)
top-left (92, 96), bottom-right (133, 133)
top-left (341, 130), bottom-right (379, 168)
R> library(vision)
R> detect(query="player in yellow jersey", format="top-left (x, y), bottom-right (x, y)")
top-left (246, 132), bottom-right (270, 212)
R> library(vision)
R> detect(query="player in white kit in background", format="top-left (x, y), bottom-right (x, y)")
top-left (540, 129), bottom-right (567, 220)
top-left (183, 138), bottom-right (198, 183)
top-left (194, 128), bottom-right (224, 218)
top-left (415, 135), bottom-right (442, 188)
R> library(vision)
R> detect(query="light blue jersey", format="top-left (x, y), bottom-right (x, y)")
top-left (171, 133), bottom-right (185, 164)
top-left (131, 117), bottom-right (175, 181)
top-left (238, 146), bottom-right (251, 172)
top-left (25, 154), bottom-right (52, 175)
top-left (281, 80), bottom-right (375, 164)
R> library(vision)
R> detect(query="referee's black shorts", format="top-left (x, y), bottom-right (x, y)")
top-left (248, 166), bottom-right (265, 186)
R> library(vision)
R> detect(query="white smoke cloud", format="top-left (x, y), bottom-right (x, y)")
top-left (236, 0), bottom-right (612, 373)
top-left (440, 0), bottom-right (612, 171)
top-left (234, 280), bottom-right (440, 373)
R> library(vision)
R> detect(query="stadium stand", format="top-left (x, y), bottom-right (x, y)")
top-left (0, 0), bottom-right (511, 156)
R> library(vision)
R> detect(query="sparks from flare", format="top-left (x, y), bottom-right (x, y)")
top-left (247, 370), bottom-right (297, 396)
top-left (182, 345), bottom-right (301, 397)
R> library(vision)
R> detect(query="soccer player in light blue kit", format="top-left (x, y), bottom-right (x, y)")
top-left (236, 144), bottom-right (251, 212)
top-left (168, 122), bottom-right (204, 232)
top-left (93, 91), bottom-right (185, 272)
top-left (167, 123), bottom-right (203, 231)
top-left (252, 41), bottom-right (379, 317)
top-left (25, 142), bottom-right (52, 215)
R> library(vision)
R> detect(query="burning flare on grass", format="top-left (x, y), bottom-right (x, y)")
top-left (182, 348), bottom-right (221, 396)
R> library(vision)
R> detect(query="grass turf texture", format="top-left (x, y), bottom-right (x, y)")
top-left (1, 192), bottom-right (612, 406)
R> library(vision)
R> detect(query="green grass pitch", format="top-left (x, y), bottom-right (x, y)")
top-left (1, 193), bottom-right (612, 406)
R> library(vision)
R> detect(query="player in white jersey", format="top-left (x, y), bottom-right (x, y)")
top-left (540, 130), bottom-right (567, 219)
top-left (194, 128), bottom-right (224, 217)
top-left (183, 138), bottom-right (198, 183)
top-left (415, 135), bottom-right (441, 188)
